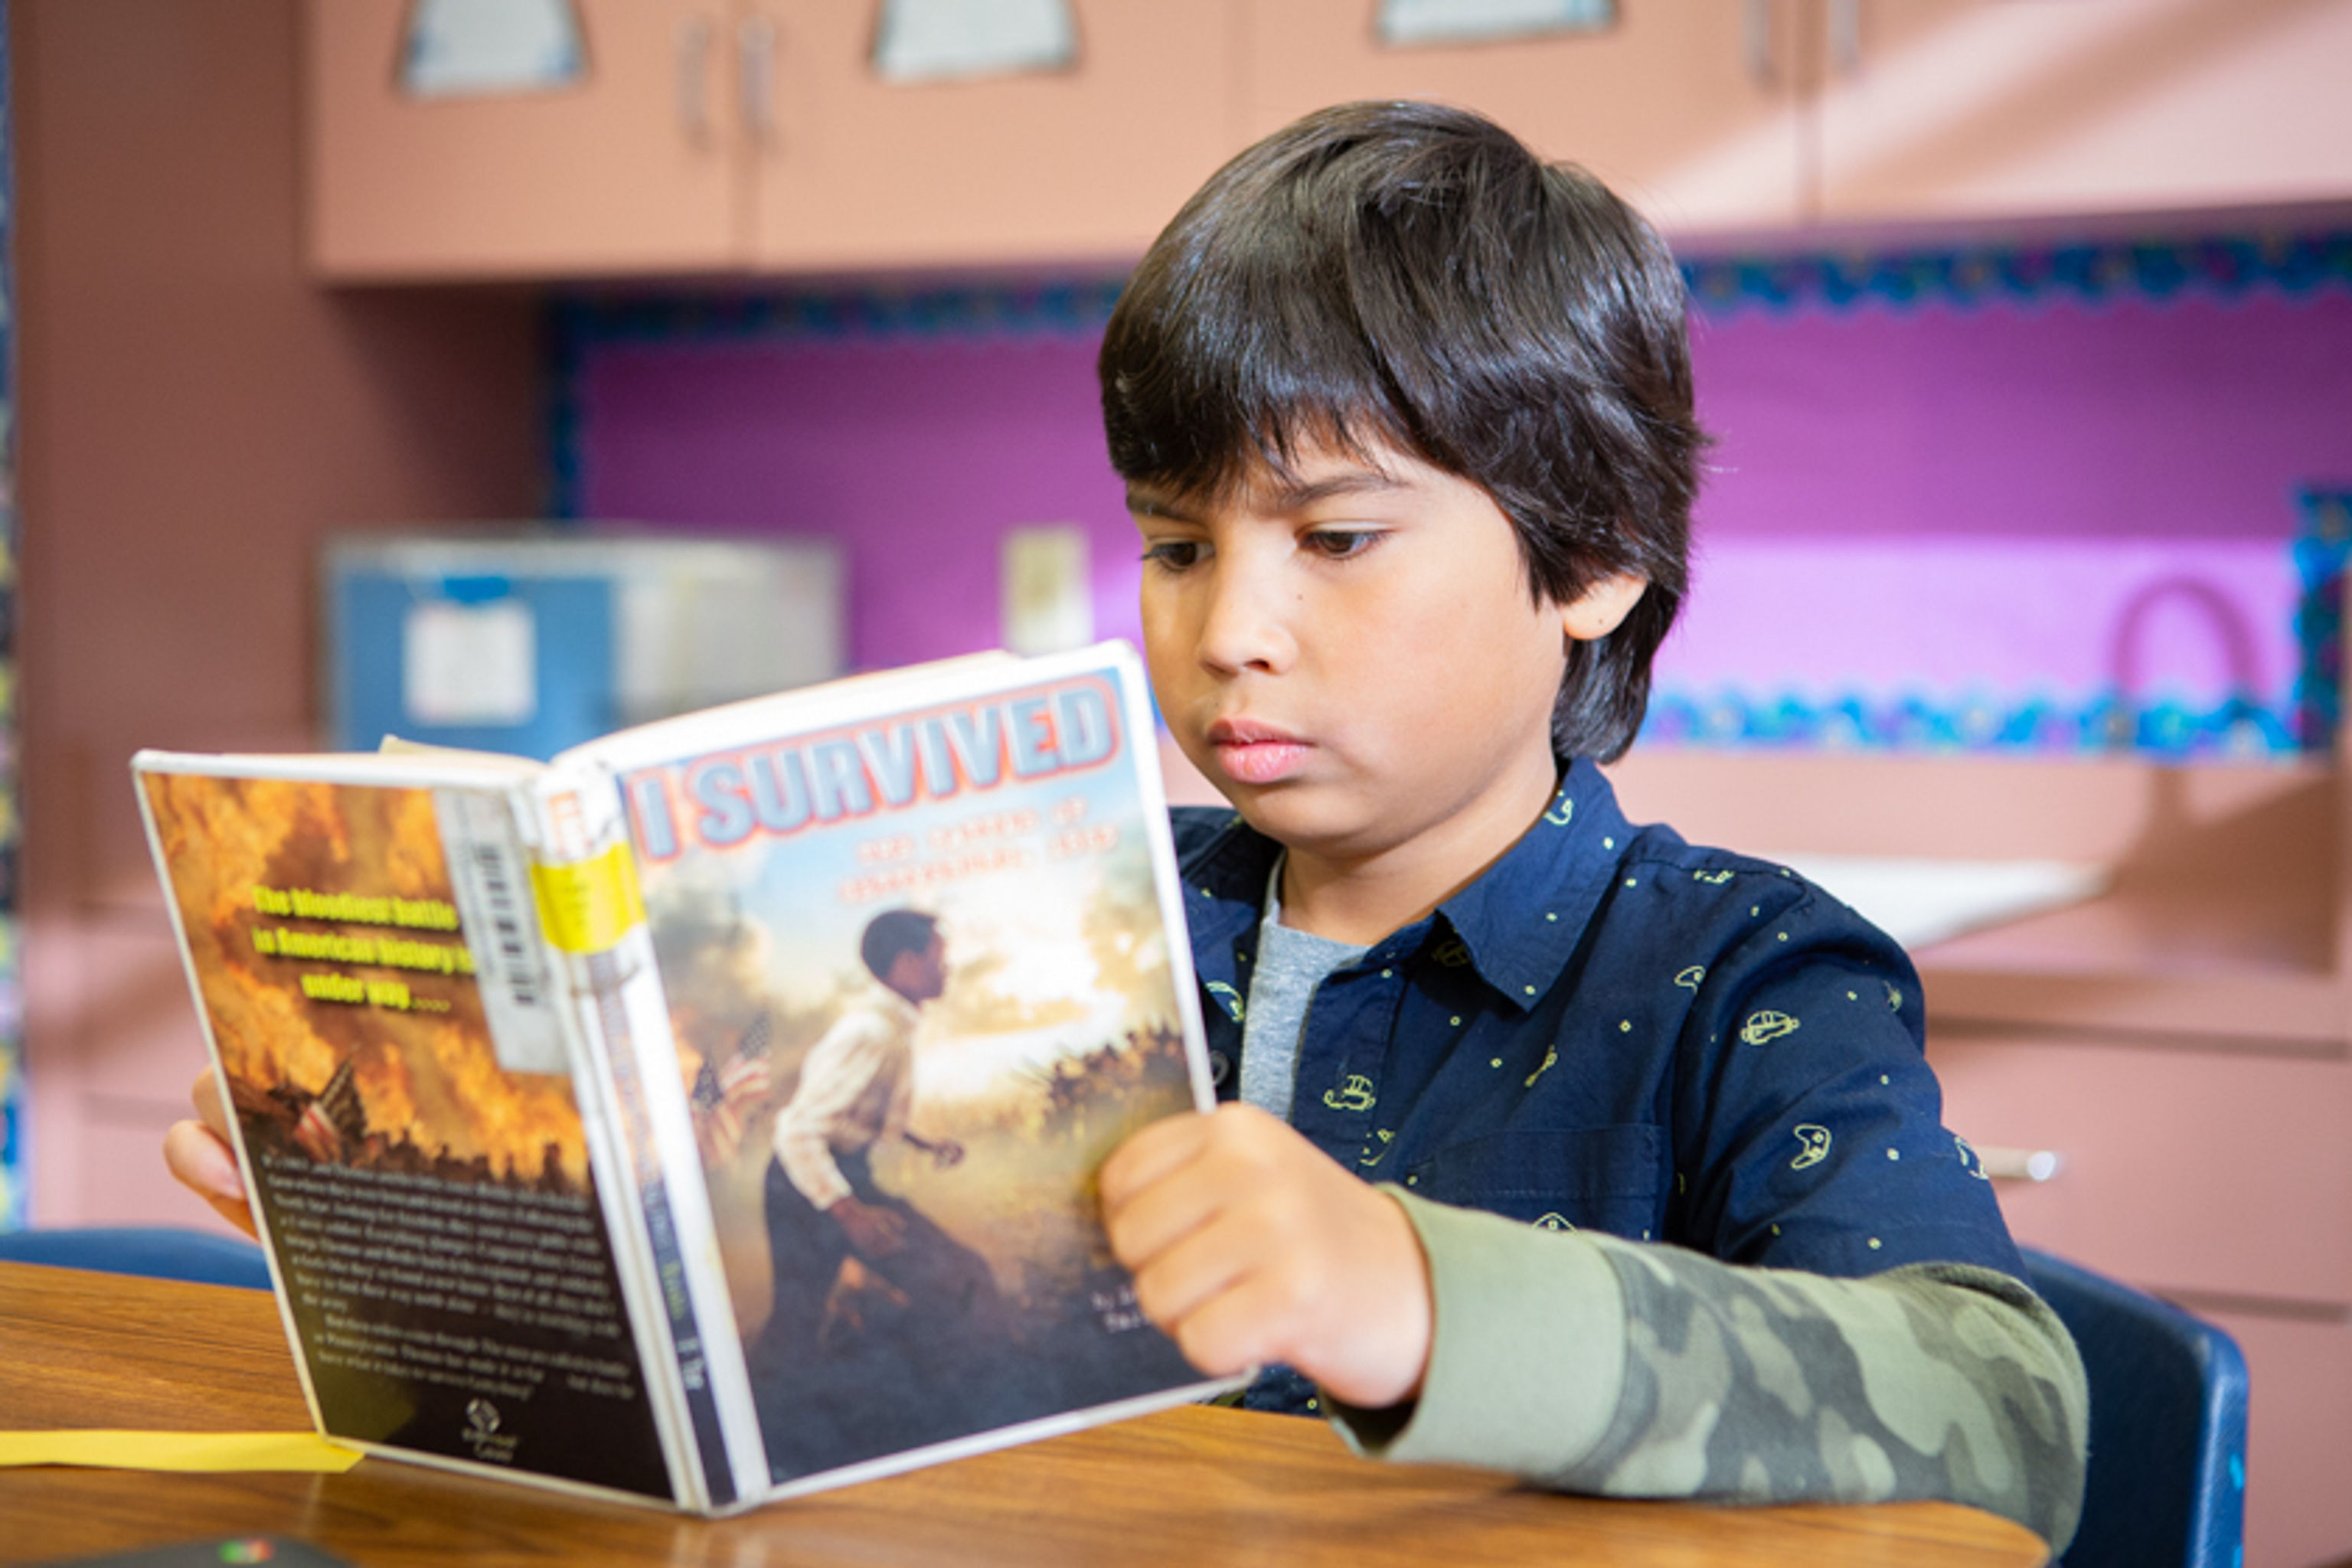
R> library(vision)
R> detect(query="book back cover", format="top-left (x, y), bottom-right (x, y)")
top-left (137, 763), bottom-right (677, 1501)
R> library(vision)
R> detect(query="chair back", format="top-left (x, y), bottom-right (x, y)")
top-left (2020, 1248), bottom-right (2247, 1568)
top-left (0, 1225), bottom-right (270, 1290)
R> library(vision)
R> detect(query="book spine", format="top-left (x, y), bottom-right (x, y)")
top-left (521, 770), bottom-right (753, 1512)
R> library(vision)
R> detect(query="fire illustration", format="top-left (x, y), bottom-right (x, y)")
top-left (145, 772), bottom-right (587, 1187)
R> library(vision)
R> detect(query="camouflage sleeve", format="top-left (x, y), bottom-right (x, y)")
top-left (1329, 1192), bottom-right (2088, 1556)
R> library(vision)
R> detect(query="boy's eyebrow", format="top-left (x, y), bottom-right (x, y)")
top-left (1257, 470), bottom-right (1406, 512)
top-left (1125, 469), bottom-right (1405, 521)
top-left (1125, 488), bottom-right (1195, 521)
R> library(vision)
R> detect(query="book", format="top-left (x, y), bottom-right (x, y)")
top-left (136, 642), bottom-right (1231, 1514)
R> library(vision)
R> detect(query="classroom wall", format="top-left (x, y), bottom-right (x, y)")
top-left (11, 0), bottom-right (543, 1226)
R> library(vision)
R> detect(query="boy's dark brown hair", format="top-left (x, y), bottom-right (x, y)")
top-left (1098, 100), bottom-right (1703, 763)
top-left (859, 908), bottom-right (938, 982)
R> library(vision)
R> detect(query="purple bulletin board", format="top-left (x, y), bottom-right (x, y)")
top-left (552, 231), bottom-right (2352, 763)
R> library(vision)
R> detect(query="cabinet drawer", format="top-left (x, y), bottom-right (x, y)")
top-left (1926, 1033), bottom-right (2352, 1306)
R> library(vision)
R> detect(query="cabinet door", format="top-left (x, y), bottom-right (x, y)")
top-left (1818, 0), bottom-right (2352, 221)
top-left (744, 0), bottom-right (1243, 273)
top-left (307, 0), bottom-right (742, 279)
top-left (1926, 1031), bottom-right (2352, 1308)
top-left (1243, 0), bottom-right (1808, 234)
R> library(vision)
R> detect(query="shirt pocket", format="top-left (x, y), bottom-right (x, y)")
top-left (1404, 1125), bottom-right (1667, 1238)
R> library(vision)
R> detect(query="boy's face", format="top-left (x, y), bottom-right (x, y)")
top-left (1130, 438), bottom-right (1642, 876)
top-left (885, 934), bottom-right (948, 1004)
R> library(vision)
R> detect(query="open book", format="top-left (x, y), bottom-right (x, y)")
top-left (136, 642), bottom-right (1231, 1513)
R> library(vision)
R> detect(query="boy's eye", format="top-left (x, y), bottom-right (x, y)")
top-left (1304, 529), bottom-right (1380, 560)
top-left (1142, 539), bottom-right (1204, 571)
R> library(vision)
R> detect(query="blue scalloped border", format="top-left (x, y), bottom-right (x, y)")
top-left (1643, 489), bottom-right (2350, 761)
top-left (1640, 688), bottom-right (2298, 760)
top-left (1683, 232), bottom-right (2352, 316)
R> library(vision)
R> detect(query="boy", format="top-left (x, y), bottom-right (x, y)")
top-left (1088, 101), bottom-right (2086, 1549)
top-left (750, 907), bottom-right (997, 1381)
top-left (167, 100), bottom-right (2085, 1549)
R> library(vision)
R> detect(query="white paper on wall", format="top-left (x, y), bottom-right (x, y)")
top-left (1001, 525), bottom-right (1093, 657)
top-left (402, 0), bottom-right (587, 99)
top-left (873, 0), bottom-right (1078, 84)
top-left (1377, 0), bottom-right (1615, 48)
top-left (404, 597), bottom-right (538, 726)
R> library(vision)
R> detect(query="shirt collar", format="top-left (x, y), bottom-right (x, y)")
top-left (1431, 756), bottom-right (1635, 1010)
top-left (870, 985), bottom-right (923, 1029)
top-left (1179, 757), bottom-right (1636, 1012)
top-left (1181, 813), bottom-right (1281, 1023)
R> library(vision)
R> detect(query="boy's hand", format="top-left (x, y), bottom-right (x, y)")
top-left (162, 1067), bottom-right (259, 1239)
top-left (828, 1195), bottom-right (910, 1259)
top-left (1099, 1103), bottom-right (1432, 1411)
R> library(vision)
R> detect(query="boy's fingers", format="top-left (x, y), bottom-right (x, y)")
top-left (162, 1117), bottom-right (258, 1240)
top-left (1097, 1109), bottom-right (1214, 1214)
top-left (1099, 1149), bottom-right (1227, 1272)
top-left (1160, 1275), bottom-right (1277, 1380)
top-left (1124, 1207), bottom-right (1255, 1335)
top-left (191, 1067), bottom-right (232, 1141)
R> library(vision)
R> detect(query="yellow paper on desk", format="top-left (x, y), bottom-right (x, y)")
top-left (0, 1429), bottom-right (362, 1472)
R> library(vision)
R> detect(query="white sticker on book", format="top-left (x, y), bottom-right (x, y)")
top-left (404, 597), bottom-right (537, 727)
top-left (434, 787), bottom-right (570, 1075)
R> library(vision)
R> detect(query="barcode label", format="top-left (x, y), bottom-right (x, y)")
top-left (471, 839), bottom-right (539, 1008)
top-left (434, 787), bottom-right (571, 1074)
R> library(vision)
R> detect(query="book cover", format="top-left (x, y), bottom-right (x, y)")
top-left (580, 648), bottom-right (1217, 1490)
top-left (136, 642), bottom-right (1227, 1511)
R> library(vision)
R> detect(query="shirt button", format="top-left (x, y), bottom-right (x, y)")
top-left (1207, 1051), bottom-right (1230, 1086)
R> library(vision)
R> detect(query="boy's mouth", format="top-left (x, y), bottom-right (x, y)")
top-left (1205, 719), bottom-right (1309, 786)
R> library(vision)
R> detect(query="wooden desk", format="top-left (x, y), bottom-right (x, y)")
top-left (0, 1261), bottom-right (2047, 1567)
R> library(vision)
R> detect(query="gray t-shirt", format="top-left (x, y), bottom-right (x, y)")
top-left (1239, 858), bottom-right (1369, 1123)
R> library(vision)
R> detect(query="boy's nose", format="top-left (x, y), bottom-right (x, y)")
top-left (1194, 558), bottom-right (1295, 675)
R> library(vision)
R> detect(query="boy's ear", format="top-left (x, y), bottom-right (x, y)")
top-left (1559, 573), bottom-right (1648, 642)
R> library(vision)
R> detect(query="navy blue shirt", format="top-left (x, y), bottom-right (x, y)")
top-left (1175, 757), bottom-right (2025, 1415)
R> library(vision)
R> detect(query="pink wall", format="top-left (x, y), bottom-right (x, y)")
top-left (15, 0), bottom-right (544, 1227)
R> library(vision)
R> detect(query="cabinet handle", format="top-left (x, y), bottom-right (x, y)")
top-left (676, 17), bottom-right (711, 145)
top-left (1829, 0), bottom-right (1863, 77)
top-left (1975, 1145), bottom-right (2063, 1183)
top-left (740, 14), bottom-right (777, 146)
top-left (1743, 0), bottom-right (1775, 87)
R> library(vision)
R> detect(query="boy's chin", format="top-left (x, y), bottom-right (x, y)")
top-left (1220, 785), bottom-right (1381, 859)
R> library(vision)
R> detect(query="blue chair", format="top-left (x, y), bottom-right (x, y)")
top-left (0, 1225), bottom-right (271, 1290)
top-left (2020, 1248), bottom-right (2248, 1568)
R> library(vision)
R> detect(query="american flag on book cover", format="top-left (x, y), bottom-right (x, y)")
top-left (692, 1014), bottom-right (773, 1165)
